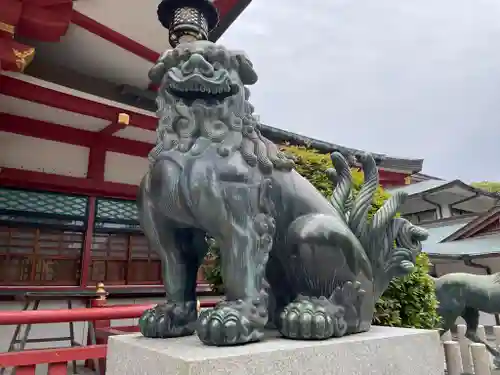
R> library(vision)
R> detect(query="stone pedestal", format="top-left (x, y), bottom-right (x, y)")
top-left (106, 326), bottom-right (444, 375)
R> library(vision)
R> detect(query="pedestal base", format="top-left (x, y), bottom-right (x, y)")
top-left (106, 326), bottom-right (444, 375)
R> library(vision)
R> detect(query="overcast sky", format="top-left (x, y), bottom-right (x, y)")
top-left (219, 0), bottom-right (500, 182)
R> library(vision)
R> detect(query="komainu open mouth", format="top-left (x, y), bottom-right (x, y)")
top-left (168, 78), bottom-right (238, 101)
top-left (166, 61), bottom-right (239, 102)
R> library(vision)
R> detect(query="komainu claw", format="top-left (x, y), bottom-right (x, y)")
top-left (197, 305), bottom-right (264, 346)
top-left (279, 297), bottom-right (347, 340)
top-left (139, 301), bottom-right (197, 338)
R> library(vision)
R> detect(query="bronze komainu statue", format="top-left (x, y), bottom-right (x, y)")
top-left (436, 272), bottom-right (500, 364)
top-left (137, 40), bottom-right (428, 346)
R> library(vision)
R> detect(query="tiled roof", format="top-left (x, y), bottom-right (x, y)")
top-left (258, 124), bottom-right (424, 174)
top-left (424, 234), bottom-right (500, 258)
top-left (386, 179), bottom-right (450, 196)
top-left (421, 220), bottom-right (474, 245)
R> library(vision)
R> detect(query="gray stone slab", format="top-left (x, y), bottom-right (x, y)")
top-left (106, 326), bottom-right (444, 375)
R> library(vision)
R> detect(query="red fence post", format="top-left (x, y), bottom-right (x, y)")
top-left (86, 282), bottom-right (109, 374)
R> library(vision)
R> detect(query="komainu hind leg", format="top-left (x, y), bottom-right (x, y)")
top-left (138, 195), bottom-right (208, 338)
top-left (197, 181), bottom-right (275, 346)
top-left (278, 281), bottom-right (365, 340)
top-left (462, 307), bottom-right (500, 366)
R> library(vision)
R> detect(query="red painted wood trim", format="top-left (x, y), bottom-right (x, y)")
top-left (12, 366), bottom-right (35, 375)
top-left (0, 113), bottom-right (94, 146)
top-left (0, 168), bottom-right (138, 200)
top-left (47, 362), bottom-right (68, 375)
top-left (99, 122), bottom-right (127, 136)
top-left (87, 144), bottom-right (107, 180)
top-left (0, 75), bottom-right (157, 130)
top-left (0, 345), bottom-right (107, 368)
top-left (71, 2), bottom-right (240, 62)
top-left (80, 197), bottom-right (96, 288)
top-left (0, 114), bottom-right (151, 158)
top-left (0, 284), bottom-right (214, 294)
top-left (378, 169), bottom-right (408, 180)
top-left (378, 169), bottom-right (409, 188)
top-left (215, 0), bottom-right (239, 18)
top-left (71, 11), bottom-right (160, 63)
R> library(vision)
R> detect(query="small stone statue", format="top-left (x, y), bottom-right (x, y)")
top-left (137, 38), bottom-right (429, 346)
top-left (435, 272), bottom-right (500, 366)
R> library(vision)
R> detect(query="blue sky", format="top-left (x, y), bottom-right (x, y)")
top-left (219, 0), bottom-right (500, 182)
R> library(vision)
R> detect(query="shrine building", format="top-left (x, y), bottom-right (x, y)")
top-left (0, 0), bottom-right (422, 297)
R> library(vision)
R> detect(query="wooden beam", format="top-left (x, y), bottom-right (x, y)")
top-left (0, 75), bottom-right (157, 131)
top-left (0, 114), bottom-right (151, 158)
top-left (0, 168), bottom-right (138, 200)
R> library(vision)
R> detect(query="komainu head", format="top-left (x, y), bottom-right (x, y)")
top-left (148, 41), bottom-right (294, 173)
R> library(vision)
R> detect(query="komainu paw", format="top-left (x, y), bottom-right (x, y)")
top-left (279, 296), bottom-right (347, 340)
top-left (139, 301), bottom-right (197, 338)
top-left (331, 281), bottom-right (366, 332)
top-left (196, 300), bottom-right (266, 346)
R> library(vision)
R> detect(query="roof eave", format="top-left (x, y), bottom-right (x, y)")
top-left (259, 123), bottom-right (422, 172)
top-left (209, 0), bottom-right (252, 41)
top-left (427, 252), bottom-right (499, 260)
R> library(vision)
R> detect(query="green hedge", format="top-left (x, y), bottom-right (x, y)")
top-left (204, 145), bottom-right (440, 329)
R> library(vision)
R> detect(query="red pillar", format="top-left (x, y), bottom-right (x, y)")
top-left (378, 170), bottom-right (410, 188)
top-left (80, 197), bottom-right (96, 288)
top-left (80, 141), bottom-right (106, 288)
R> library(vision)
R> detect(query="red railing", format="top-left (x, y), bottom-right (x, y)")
top-left (0, 300), bottom-right (218, 374)
top-left (0, 304), bottom-right (154, 325)
top-left (0, 345), bottom-right (107, 375)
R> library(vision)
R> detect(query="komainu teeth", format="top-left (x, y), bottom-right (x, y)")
top-left (168, 80), bottom-right (233, 97)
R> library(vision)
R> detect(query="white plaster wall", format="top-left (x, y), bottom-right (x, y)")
top-left (114, 127), bottom-right (156, 144)
top-left (104, 152), bottom-right (148, 186)
top-left (0, 132), bottom-right (89, 178)
top-left (2, 72), bottom-right (157, 118)
top-left (73, 0), bottom-right (171, 53)
top-left (0, 95), bottom-right (110, 132)
top-left (439, 204), bottom-right (452, 219)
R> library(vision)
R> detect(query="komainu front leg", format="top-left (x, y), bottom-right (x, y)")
top-left (197, 194), bottom-right (275, 346)
top-left (139, 226), bottom-right (208, 338)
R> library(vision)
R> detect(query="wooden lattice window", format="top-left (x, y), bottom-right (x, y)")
top-left (0, 188), bottom-right (88, 286)
top-left (90, 198), bottom-right (214, 286)
top-left (91, 198), bottom-right (162, 285)
top-left (0, 226), bottom-right (83, 285)
top-left (128, 235), bottom-right (162, 284)
top-left (89, 232), bottom-right (161, 285)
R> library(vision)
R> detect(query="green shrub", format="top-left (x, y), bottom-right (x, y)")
top-left (373, 253), bottom-right (440, 328)
top-left (471, 181), bottom-right (500, 193)
top-left (203, 145), bottom-right (440, 329)
top-left (203, 238), bottom-right (223, 293)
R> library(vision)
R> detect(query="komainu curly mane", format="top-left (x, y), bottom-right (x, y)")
top-left (147, 42), bottom-right (294, 174)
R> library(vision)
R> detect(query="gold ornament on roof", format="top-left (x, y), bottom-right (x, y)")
top-left (13, 48), bottom-right (35, 72)
top-left (118, 113), bottom-right (130, 126)
top-left (0, 21), bottom-right (15, 34)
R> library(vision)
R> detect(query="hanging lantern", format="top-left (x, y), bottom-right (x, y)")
top-left (157, 0), bottom-right (219, 47)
